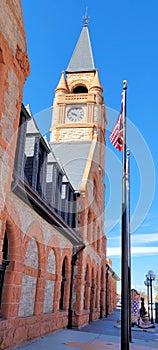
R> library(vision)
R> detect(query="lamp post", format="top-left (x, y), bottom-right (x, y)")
top-left (146, 270), bottom-right (155, 324)
top-left (144, 278), bottom-right (150, 319)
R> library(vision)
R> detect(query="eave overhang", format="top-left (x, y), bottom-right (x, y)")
top-left (106, 262), bottom-right (120, 281)
top-left (12, 171), bottom-right (84, 247)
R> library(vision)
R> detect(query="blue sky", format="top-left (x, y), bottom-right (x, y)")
top-left (22, 1), bottom-right (158, 295)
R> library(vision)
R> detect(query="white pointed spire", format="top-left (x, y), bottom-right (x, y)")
top-left (67, 24), bottom-right (95, 73)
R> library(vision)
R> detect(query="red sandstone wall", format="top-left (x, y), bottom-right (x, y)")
top-left (0, 0), bottom-right (29, 260)
top-left (0, 194), bottom-right (73, 349)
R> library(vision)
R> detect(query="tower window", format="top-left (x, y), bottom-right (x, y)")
top-left (73, 85), bottom-right (88, 94)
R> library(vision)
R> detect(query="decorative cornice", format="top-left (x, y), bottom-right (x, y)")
top-left (56, 93), bottom-right (95, 105)
top-left (53, 123), bottom-right (102, 129)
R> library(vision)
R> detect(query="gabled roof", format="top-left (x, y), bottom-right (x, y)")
top-left (66, 25), bottom-right (95, 73)
top-left (50, 141), bottom-right (92, 191)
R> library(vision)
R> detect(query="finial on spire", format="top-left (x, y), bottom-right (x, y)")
top-left (83, 7), bottom-right (90, 27)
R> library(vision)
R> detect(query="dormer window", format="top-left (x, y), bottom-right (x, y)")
top-left (73, 85), bottom-right (88, 94)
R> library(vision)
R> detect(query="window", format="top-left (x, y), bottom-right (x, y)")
top-left (0, 231), bottom-right (9, 307)
top-left (59, 257), bottom-right (67, 310)
top-left (93, 177), bottom-right (98, 203)
top-left (73, 85), bottom-right (88, 94)
top-left (61, 184), bottom-right (67, 199)
top-left (84, 265), bottom-right (89, 310)
top-left (36, 141), bottom-right (47, 197)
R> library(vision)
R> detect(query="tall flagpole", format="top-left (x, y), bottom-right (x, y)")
top-left (127, 149), bottom-right (132, 343)
top-left (121, 80), bottom-right (129, 350)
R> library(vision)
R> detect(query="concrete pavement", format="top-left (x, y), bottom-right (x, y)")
top-left (10, 309), bottom-right (158, 350)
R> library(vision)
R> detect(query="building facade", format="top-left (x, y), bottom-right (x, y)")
top-left (0, 2), bottom-right (119, 348)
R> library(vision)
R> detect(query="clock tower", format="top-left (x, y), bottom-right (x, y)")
top-left (50, 20), bottom-right (106, 145)
top-left (50, 17), bottom-right (107, 326)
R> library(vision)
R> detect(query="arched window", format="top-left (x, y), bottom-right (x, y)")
top-left (100, 266), bottom-right (105, 318)
top-left (0, 48), bottom-right (4, 63)
top-left (95, 271), bottom-right (99, 308)
top-left (0, 231), bottom-right (9, 307)
top-left (87, 209), bottom-right (92, 242)
top-left (97, 226), bottom-right (100, 253)
top-left (93, 219), bottom-right (96, 248)
top-left (2, 231), bottom-right (8, 260)
top-left (59, 257), bottom-right (67, 310)
top-left (84, 265), bottom-right (90, 310)
top-left (93, 177), bottom-right (98, 203)
top-left (73, 85), bottom-right (88, 94)
top-left (89, 268), bottom-right (95, 322)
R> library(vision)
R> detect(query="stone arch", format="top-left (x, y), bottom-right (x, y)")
top-left (61, 249), bottom-right (71, 273)
top-left (26, 220), bottom-right (44, 245)
top-left (0, 206), bottom-right (23, 317)
top-left (24, 221), bottom-right (45, 271)
top-left (71, 81), bottom-right (88, 94)
top-left (46, 235), bottom-right (60, 270)
top-left (73, 85), bottom-right (88, 94)
top-left (4, 202), bottom-right (23, 262)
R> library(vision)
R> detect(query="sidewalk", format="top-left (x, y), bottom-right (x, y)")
top-left (10, 310), bottom-right (158, 350)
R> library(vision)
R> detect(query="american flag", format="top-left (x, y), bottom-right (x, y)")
top-left (110, 92), bottom-right (124, 151)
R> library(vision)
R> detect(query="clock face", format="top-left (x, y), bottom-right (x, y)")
top-left (67, 107), bottom-right (84, 122)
